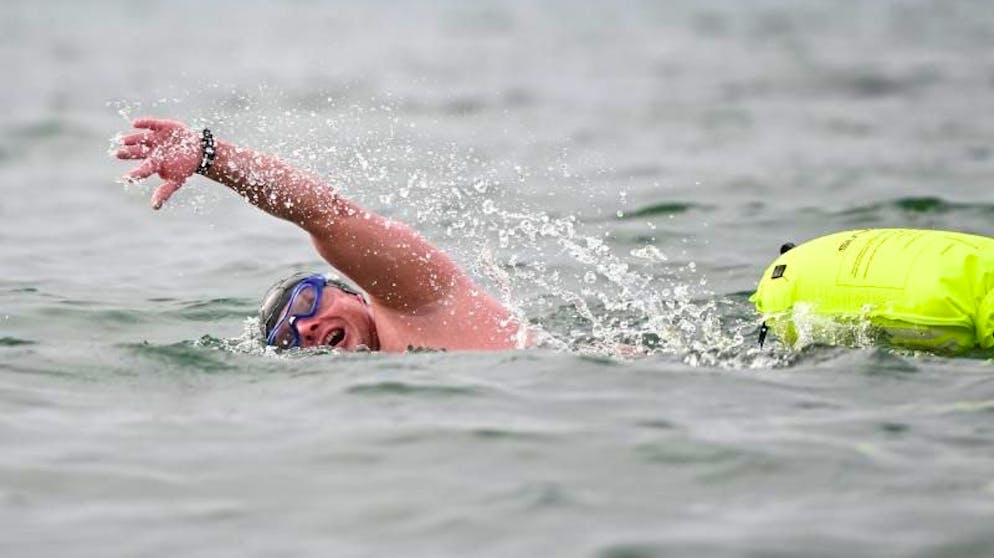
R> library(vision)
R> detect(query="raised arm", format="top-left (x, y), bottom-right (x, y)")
top-left (116, 118), bottom-right (472, 311)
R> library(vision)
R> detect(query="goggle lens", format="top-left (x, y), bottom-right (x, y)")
top-left (267, 283), bottom-right (322, 349)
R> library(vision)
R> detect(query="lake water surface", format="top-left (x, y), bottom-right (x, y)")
top-left (2, 1), bottom-right (994, 556)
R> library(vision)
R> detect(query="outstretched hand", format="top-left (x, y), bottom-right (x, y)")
top-left (116, 118), bottom-right (202, 209)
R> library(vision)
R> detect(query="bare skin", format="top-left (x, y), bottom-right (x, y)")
top-left (116, 118), bottom-right (524, 352)
top-left (287, 285), bottom-right (380, 351)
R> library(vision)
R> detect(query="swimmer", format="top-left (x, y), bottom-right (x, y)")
top-left (115, 118), bottom-right (525, 352)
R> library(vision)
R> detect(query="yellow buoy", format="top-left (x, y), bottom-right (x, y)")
top-left (750, 229), bottom-right (994, 352)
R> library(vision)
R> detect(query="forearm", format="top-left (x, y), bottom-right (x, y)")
top-left (204, 139), bottom-right (464, 309)
top-left (204, 140), bottom-right (340, 226)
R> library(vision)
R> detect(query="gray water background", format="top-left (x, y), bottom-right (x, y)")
top-left (2, 1), bottom-right (994, 556)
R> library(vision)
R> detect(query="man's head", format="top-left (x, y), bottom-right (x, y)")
top-left (258, 272), bottom-right (379, 351)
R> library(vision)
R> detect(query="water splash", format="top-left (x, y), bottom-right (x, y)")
top-left (194, 317), bottom-right (270, 356)
top-left (785, 304), bottom-right (884, 350)
top-left (113, 86), bottom-right (771, 367)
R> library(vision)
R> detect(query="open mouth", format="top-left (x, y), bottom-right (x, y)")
top-left (324, 328), bottom-right (346, 347)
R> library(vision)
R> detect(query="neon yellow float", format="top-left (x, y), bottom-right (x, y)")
top-left (751, 229), bottom-right (994, 352)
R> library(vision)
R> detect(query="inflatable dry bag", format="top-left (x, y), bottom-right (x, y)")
top-left (750, 229), bottom-right (994, 352)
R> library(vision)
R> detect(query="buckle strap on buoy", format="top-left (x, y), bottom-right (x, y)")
top-left (758, 322), bottom-right (769, 348)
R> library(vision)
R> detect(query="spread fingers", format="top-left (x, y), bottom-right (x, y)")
top-left (151, 180), bottom-right (183, 210)
top-left (120, 132), bottom-right (154, 146)
top-left (132, 117), bottom-right (183, 132)
top-left (125, 159), bottom-right (156, 182)
top-left (116, 144), bottom-right (152, 160)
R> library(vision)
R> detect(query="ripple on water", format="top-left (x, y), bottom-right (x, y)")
top-left (119, 341), bottom-right (238, 373)
top-left (826, 196), bottom-right (994, 227)
top-left (634, 439), bottom-right (743, 466)
top-left (595, 543), bottom-right (671, 558)
top-left (860, 348), bottom-right (922, 376)
top-left (468, 427), bottom-right (552, 442)
top-left (618, 201), bottom-right (710, 219)
top-left (0, 337), bottom-right (36, 346)
top-left (162, 298), bottom-right (256, 322)
top-left (345, 381), bottom-right (486, 398)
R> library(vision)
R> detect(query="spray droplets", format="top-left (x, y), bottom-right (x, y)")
top-left (114, 86), bottom-right (763, 365)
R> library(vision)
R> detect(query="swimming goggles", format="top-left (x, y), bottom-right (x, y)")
top-left (265, 274), bottom-right (362, 349)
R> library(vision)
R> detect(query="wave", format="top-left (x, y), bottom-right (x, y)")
top-left (345, 381), bottom-right (485, 397)
top-left (160, 297), bottom-right (256, 322)
top-left (0, 336), bottom-right (36, 347)
top-left (118, 340), bottom-right (239, 373)
top-left (618, 201), bottom-right (710, 219)
top-left (838, 196), bottom-right (994, 216)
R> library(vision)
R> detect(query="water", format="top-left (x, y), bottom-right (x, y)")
top-left (3, 1), bottom-right (994, 556)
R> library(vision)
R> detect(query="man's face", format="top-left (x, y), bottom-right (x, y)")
top-left (289, 285), bottom-right (378, 351)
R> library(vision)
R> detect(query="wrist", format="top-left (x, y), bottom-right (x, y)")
top-left (195, 128), bottom-right (216, 175)
top-left (202, 138), bottom-right (235, 183)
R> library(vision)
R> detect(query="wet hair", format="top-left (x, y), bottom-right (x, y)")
top-left (258, 272), bottom-right (364, 341)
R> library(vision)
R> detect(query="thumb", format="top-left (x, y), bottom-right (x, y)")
top-left (151, 179), bottom-right (185, 210)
